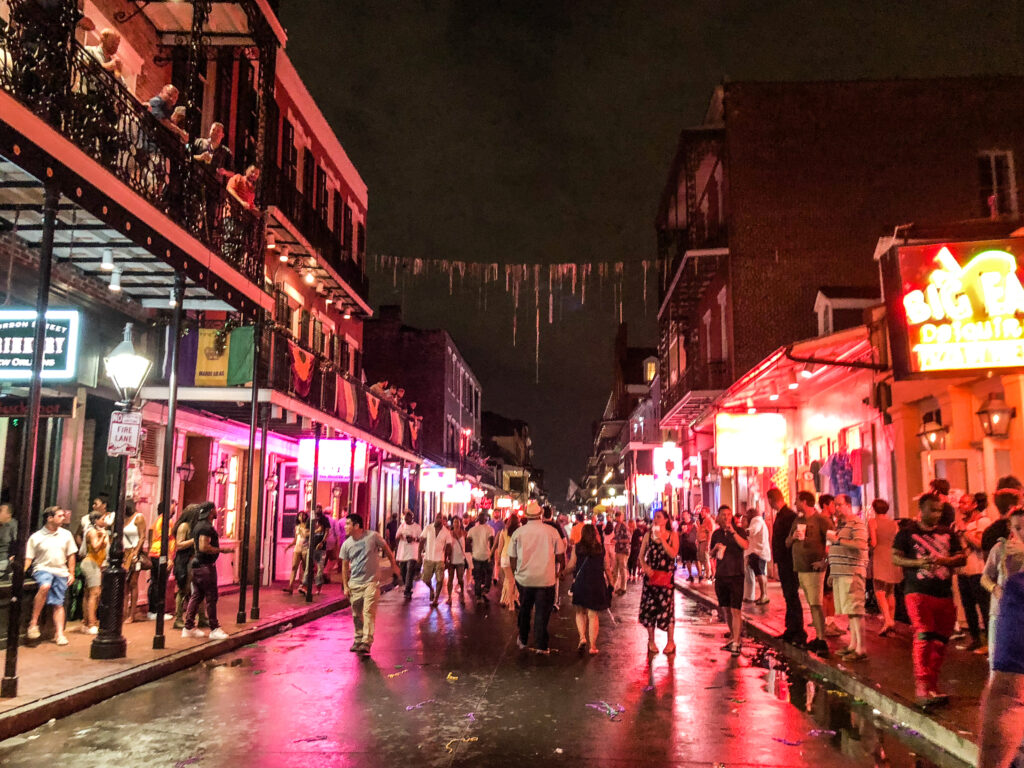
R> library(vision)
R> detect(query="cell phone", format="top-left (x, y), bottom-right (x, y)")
top-left (584, 520), bottom-right (592, 525)
top-left (653, 525), bottom-right (661, 534)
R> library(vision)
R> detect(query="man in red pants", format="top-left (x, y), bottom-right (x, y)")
top-left (893, 492), bottom-right (967, 709)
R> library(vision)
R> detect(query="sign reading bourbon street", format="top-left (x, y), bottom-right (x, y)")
top-left (0, 309), bottom-right (80, 380)
top-left (884, 239), bottom-right (1024, 378)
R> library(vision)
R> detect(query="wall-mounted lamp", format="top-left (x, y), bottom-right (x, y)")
top-left (977, 393), bottom-right (1016, 439)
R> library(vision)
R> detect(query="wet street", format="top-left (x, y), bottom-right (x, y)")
top-left (0, 579), bottom-right (968, 768)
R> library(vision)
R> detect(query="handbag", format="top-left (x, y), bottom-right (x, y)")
top-left (136, 551), bottom-right (153, 571)
top-left (646, 569), bottom-right (673, 588)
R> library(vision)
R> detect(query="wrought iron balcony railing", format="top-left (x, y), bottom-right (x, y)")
top-left (0, 7), bottom-right (263, 285)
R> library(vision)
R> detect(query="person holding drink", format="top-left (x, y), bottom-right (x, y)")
top-left (786, 490), bottom-right (834, 656)
top-left (710, 506), bottom-right (749, 654)
top-left (638, 510), bottom-right (680, 655)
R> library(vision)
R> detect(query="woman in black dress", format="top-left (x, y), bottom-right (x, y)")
top-left (678, 510), bottom-right (699, 582)
top-left (627, 520), bottom-right (643, 581)
top-left (571, 523), bottom-right (613, 654)
top-left (639, 509), bottom-right (680, 654)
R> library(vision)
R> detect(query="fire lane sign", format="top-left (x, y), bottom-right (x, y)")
top-left (106, 411), bottom-right (142, 457)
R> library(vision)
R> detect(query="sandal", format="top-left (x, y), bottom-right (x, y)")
top-left (578, 639), bottom-right (588, 652)
top-left (664, 644), bottom-right (676, 655)
top-left (647, 642), bottom-right (659, 654)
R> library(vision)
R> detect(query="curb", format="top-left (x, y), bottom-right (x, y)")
top-left (674, 580), bottom-right (978, 767)
top-left (0, 594), bottom-right (349, 741)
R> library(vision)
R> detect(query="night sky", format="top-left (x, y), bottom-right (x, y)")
top-left (280, 1), bottom-right (1024, 497)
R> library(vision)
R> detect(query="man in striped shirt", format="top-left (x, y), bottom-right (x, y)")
top-left (828, 494), bottom-right (869, 661)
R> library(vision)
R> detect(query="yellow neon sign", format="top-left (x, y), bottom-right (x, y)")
top-left (904, 246), bottom-right (1024, 372)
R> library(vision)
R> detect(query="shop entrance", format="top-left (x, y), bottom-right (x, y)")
top-left (921, 449), bottom-right (985, 495)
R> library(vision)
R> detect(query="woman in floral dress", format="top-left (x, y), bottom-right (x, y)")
top-left (638, 509), bottom-right (680, 654)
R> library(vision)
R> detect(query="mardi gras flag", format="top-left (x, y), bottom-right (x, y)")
top-left (195, 328), bottom-right (229, 386)
top-left (337, 376), bottom-right (358, 422)
top-left (226, 325), bottom-right (254, 386)
top-left (289, 341), bottom-right (315, 397)
top-left (390, 409), bottom-right (404, 445)
top-left (365, 391), bottom-right (380, 425)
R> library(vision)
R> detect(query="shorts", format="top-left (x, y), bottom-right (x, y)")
top-left (832, 573), bottom-right (866, 616)
top-left (421, 559), bottom-right (445, 584)
top-left (994, 572), bottom-right (1024, 674)
top-left (715, 575), bottom-right (745, 610)
top-left (798, 570), bottom-right (826, 606)
top-left (747, 554), bottom-right (767, 576)
top-left (80, 558), bottom-right (103, 588)
top-left (33, 570), bottom-right (68, 606)
top-left (447, 561), bottom-right (466, 576)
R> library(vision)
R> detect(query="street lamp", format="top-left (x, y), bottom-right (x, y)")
top-left (917, 416), bottom-right (948, 452)
top-left (176, 457), bottom-right (196, 483)
top-left (977, 393), bottom-right (1016, 439)
top-left (92, 324), bottom-right (152, 660)
top-left (213, 456), bottom-right (229, 485)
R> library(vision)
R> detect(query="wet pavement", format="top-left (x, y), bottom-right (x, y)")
top-left (0, 577), bottom-right (970, 767)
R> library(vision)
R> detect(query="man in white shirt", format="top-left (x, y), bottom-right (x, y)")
top-left (419, 515), bottom-right (453, 606)
top-left (395, 510), bottom-right (422, 599)
top-left (25, 506), bottom-right (76, 645)
top-left (744, 506), bottom-right (772, 605)
top-left (466, 511), bottom-right (496, 603)
top-left (509, 502), bottom-right (565, 653)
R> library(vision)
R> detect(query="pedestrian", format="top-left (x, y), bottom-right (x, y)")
top-left (542, 506), bottom-right (569, 610)
top-left (892, 492), bottom-right (967, 708)
top-left (697, 505), bottom-right (716, 582)
top-left (24, 506), bottom-right (76, 645)
top-left (981, 507), bottom-right (1024, 661)
top-left (301, 512), bottom-right (329, 596)
top-left (386, 512), bottom-right (400, 552)
top-left (282, 510), bottom-right (309, 594)
top-left (446, 516), bottom-right (469, 604)
top-left (172, 503), bottom-right (201, 629)
top-left (146, 501), bottom-right (174, 620)
top-left (743, 505), bottom-right (771, 605)
top-left (786, 490), bottom-right (833, 656)
top-left (79, 510), bottom-right (108, 635)
top-left (768, 488), bottom-right (804, 646)
top-left (182, 502), bottom-right (233, 640)
top-left (419, 514), bottom-right (453, 606)
top-left (678, 510), bottom-right (699, 582)
top-left (817, 494), bottom-right (845, 639)
top-left (867, 498), bottom-right (901, 637)
top-left (0, 502), bottom-right (17, 579)
top-left (571, 523), bottom-right (612, 655)
top-left (639, 509), bottom-right (680, 655)
top-left (978, 568), bottom-right (1024, 768)
top-left (498, 513), bottom-right (521, 610)
top-left (340, 513), bottom-right (401, 655)
top-left (467, 511), bottom-right (495, 603)
top-left (395, 510), bottom-right (422, 598)
top-left (610, 511), bottom-right (630, 595)
top-left (627, 519), bottom-right (642, 581)
top-left (828, 494), bottom-right (869, 661)
top-left (122, 499), bottom-right (148, 623)
top-left (710, 506), bottom-right (749, 655)
top-left (509, 501), bottom-right (565, 654)
top-left (982, 476), bottom-right (1023, 561)
top-left (954, 491), bottom-right (992, 652)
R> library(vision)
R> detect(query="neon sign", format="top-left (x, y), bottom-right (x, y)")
top-left (900, 244), bottom-right (1024, 373)
top-left (653, 442), bottom-right (683, 488)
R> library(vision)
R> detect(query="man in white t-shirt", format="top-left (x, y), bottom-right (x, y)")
top-left (340, 513), bottom-right (401, 655)
top-left (25, 506), bottom-right (77, 645)
top-left (419, 515), bottom-right (453, 606)
top-left (509, 502), bottom-right (565, 653)
top-left (743, 507), bottom-right (772, 604)
top-left (395, 510), bottom-right (422, 599)
top-left (467, 511), bottom-right (496, 603)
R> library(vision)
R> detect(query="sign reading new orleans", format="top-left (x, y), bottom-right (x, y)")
top-left (0, 310), bottom-right (80, 380)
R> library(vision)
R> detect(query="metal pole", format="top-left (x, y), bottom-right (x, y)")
top-left (347, 437), bottom-right (356, 515)
top-left (376, 451), bottom-right (385, 526)
top-left (1, 181), bottom-right (59, 698)
top-left (304, 422), bottom-right (320, 602)
top-left (399, 458), bottom-right (407, 518)
top-left (236, 314), bottom-right (262, 623)
top-left (91, 423), bottom-right (129, 659)
top-left (153, 273), bottom-right (186, 649)
top-left (250, 402), bottom-right (270, 620)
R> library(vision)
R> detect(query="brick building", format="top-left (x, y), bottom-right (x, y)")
top-left (656, 78), bottom-right (1024, 504)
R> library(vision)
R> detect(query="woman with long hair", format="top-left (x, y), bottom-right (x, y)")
top-left (627, 519), bottom-right (642, 581)
top-left (868, 498), bottom-right (900, 636)
top-left (572, 523), bottom-right (613, 654)
top-left (446, 516), bottom-right (468, 604)
top-left (79, 511), bottom-right (109, 634)
top-left (638, 509), bottom-right (680, 654)
top-left (499, 513), bottom-right (521, 611)
top-left (283, 511), bottom-right (310, 594)
top-left (122, 500), bottom-right (148, 623)
top-left (678, 510), bottom-right (699, 582)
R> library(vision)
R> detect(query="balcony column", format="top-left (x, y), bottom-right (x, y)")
top-left (183, 0), bottom-right (212, 138)
top-left (250, 401), bottom-right (271, 620)
top-left (236, 311), bottom-right (263, 624)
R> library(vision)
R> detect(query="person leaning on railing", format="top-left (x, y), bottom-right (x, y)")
top-left (221, 164), bottom-right (261, 272)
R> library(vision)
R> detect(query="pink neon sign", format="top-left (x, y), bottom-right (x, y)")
top-left (297, 439), bottom-right (367, 481)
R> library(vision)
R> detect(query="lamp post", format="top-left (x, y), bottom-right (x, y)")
top-left (304, 422), bottom-right (321, 603)
top-left (977, 393), bottom-right (1016, 439)
top-left (92, 324), bottom-right (152, 660)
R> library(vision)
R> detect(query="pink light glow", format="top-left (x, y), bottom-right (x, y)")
top-left (297, 438), bottom-right (367, 481)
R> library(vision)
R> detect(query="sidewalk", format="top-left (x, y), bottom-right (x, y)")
top-left (675, 573), bottom-right (988, 766)
top-left (0, 581), bottom-right (350, 740)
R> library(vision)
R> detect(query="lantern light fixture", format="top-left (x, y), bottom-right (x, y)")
top-left (977, 393), bottom-right (1016, 439)
top-left (917, 412), bottom-right (949, 451)
top-left (101, 248), bottom-right (114, 270)
top-left (176, 457), bottom-right (196, 483)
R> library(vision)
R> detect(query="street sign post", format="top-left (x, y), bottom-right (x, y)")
top-left (106, 411), bottom-right (142, 457)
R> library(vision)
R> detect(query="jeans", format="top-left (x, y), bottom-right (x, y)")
top-left (349, 580), bottom-right (380, 646)
top-left (517, 582), bottom-right (556, 651)
top-left (956, 573), bottom-right (989, 640)
top-left (472, 558), bottom-right (491, 598)
top-left (778, 565), bottom-right (806, 643)
top-left (185, 564), bottom-right (219, 631)
top-left (399, 559), bottom-right (419, 596)
top-left (904, 592), bottom-right (956, 697)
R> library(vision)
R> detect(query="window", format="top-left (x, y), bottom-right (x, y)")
top-left (645, 360), bottom-right (657, 382)
top-left (316, 168), bottom-right (329, 223)
top-left (332, 190), bottom-right (343, 234)
top-left (302, 150), bottom-right (315, 202)
top-left (717, 287), bottom-right (728, 362)
top-left (343, 204), bottom-right (353, 255)
top-left (312, 319), bottom-right (323, 355)
top-left (702, 310), bottom-right (712, 364)
top-left (299, 310), bottom-right (311, 346)
top-left (668, 337), bottom-right (679, 385)
top-left (281, 120), bottom-right (298, 186)
top-left (356, 222), bottom-right (366, 261)
top-left (978, 151), bottom-right (1018, 217)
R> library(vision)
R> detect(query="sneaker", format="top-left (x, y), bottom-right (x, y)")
top-left (172, 620), bottom-right (185, 629)
top-left (208, 628), bottom-right (229, 640)
top-left (808, 639), bottom-right (830, 657)
top-left (825, 622), bottom-right (845, 637)
top-left (516, 637), bottom-right (527, 650)
top-left (88, 626), bottom-right (99, 635)
top-left (182, 628), bottom-right (205, 639)
top-left (356, 643), bottom-right (371, 655)
top-left (349, 641), bottom-right (361, 652)
top-left (959, 638), bottom-right (983, 652)
top-left (147, 612), bottom-right (157, 621)
top-left (26, 625), bottom-right (40, 640)
top-left (55, 636), bottom-right (69, 646)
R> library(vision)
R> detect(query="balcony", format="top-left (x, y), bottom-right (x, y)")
top-left (265, 168), bottom-right (370, 313)
top-left (660, 359), bottom-right (729, 429)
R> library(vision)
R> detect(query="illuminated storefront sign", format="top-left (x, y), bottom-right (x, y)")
top-left (420, 467), bottom-right (456, 493)
top-left (0, 310), bottom-right (80, 380)
top-left (653, 442), bottom-right (683, 488)
top-left (445, 480), bottom-right (473, 504)
top-left (715, 412), bottom-right (787, 468)
top-left (634, 474), bottom-right (656, 505)
top-left (887, 239), bottom-right (1024, 376)
top-left (297, 439), bottom-right (367, 481)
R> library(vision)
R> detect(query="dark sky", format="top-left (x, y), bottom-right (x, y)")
top-left (279, 1), bottom-right (1024, 497)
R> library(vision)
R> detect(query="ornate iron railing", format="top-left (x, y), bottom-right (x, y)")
top-left (0, 5), bottom-right (263, 285)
